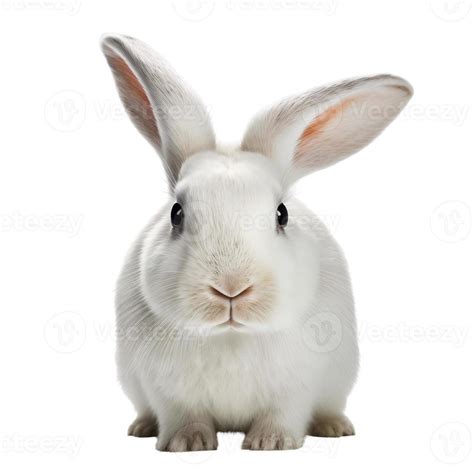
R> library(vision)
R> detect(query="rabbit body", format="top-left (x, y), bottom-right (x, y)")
top-left (116, 183), bottom-right (358, 450)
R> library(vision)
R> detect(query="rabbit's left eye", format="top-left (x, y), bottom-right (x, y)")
top-left (171, 203), bottom-right (184, 227)
top-left (276, 203), bottom-right (288, 228)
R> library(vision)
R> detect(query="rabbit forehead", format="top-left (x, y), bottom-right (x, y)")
top-left (175, 150), bottom-right (283, 206)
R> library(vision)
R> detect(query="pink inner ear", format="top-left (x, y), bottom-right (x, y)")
top-left (296, 98), bottom-right (353, 164)
top-left (106, 54), bottom-right (161, 146)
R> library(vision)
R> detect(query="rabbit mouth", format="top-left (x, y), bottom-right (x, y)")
top-left (215, 318), bottom-right (246, 330)
top-left (182, 271), bottom-right (276, 328)
top-left (213, 303), bottom-right (247, 329)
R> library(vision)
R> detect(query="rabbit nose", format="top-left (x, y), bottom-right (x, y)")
top-left (209, 285), bottom-right (253, 301)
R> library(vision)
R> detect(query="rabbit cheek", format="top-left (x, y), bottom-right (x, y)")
top-left (184, 286), bottom-right (228, 325)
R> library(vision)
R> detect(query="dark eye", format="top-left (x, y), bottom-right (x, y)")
top-left (276, 203), bottom-right (288, 228)
top-left (171, 203), bottom-right (184, 227)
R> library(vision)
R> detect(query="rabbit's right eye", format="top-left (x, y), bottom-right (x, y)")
top-left (171, 203), bottom-right (184, 227)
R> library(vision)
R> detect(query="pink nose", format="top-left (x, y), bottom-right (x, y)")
top-left (209, 285), bottom-right (253, 301)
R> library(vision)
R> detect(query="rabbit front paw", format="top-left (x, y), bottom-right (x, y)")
top-left (242, 419), bottom-right (304, 451)
top-left (128, 413), bottom-right (158, 438)
top-left (309, 414), bottom-right (355, 437)
top-left (242, 431), bottom-right (302, 450)
top-left (159, 421), bottom-right (218, 452)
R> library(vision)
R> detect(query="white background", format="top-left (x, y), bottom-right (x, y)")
top-left (0, 0), bottom-right (473, 472)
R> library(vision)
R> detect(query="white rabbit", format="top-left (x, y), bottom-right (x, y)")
top-left (101, 34), bottom-right (413, 451)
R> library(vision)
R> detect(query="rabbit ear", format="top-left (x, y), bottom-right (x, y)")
top-left (241, 75), bottom-right (413, 184)
top-left (101, 34), bottom-right (215, 189)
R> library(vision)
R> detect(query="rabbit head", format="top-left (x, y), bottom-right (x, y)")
top-left (102, 34), bottom-right (413, 333)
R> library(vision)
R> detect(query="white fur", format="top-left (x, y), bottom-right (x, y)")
top-left (102, 34), bottom-right (413, 451)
